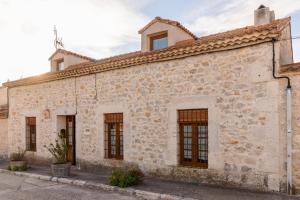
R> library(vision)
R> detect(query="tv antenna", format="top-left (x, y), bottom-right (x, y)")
top-left (53, 25), bottom-right (64, 49)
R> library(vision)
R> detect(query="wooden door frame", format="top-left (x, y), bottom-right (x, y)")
top-left (66, 115), bottom-right (76, 165)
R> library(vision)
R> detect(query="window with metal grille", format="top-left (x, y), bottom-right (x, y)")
top-left (104, 113), bottom-right (123, 160)
top-left (26, 117), bottom-right (36, 152)
top-left (178, 109), bottom-right (208, 168)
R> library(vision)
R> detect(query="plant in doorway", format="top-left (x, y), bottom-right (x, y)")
top-left (44, 129), bottom-right (71, 177)
top-left (8, 148), bottom-right (27, 171)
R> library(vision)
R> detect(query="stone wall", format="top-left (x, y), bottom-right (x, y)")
top-left (7, 42), bottom-right (289, 192)
top-left (287, 75), bottom-right (300, 193)
top-left (0, 87), bottom-right (8, 159)
top-left (279, 25), bottom-right (293, 66)
top-left (0, 87), bottom-right (7, 105)
top-left (0, 119), bottom-right (8, 159)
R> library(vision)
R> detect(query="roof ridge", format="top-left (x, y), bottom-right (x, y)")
top-left (82, 17), bottom-right (291, 67)
top-left (196, 17), bottom-right (291, 44)
top-left (3, 17), bottom-right (291, 88)
top-left (66, 51), bottom-right (142, 71)
top-left (96, 50), bottom-right (142, 62)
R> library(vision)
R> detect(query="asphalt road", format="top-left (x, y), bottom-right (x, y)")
top-left (0, 173), bottom-right (137, 200)
top-left (1, 172), bottom-right (300, 200)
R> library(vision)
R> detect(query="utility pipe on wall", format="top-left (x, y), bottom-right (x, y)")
top-left (287, 86), bottom-right (292, 194)
top-left (272, 38), bottom-right (292, 195)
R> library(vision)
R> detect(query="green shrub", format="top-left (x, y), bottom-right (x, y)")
top-left (18, 165), bottom-right (28, 171)
top-left (109, 169), bottom-right (142, 188)
top-left (8, 165), bottom-right (28, 171)
top-left (10, 165), bottom-right (19, 171)
top-left (10, 148), bottom-right (26, 161)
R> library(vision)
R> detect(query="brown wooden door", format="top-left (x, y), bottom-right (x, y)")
top-left (66, 116), bottom-right (76, 165)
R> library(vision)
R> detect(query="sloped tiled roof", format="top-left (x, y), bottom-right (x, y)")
top-left (66, 51), bottom-right (142, 71)
top-left (48, 49), bottom-right (96, 62)
top-left (3, 17), bottom-right (290, 88)
top-left (280, 62), bottom-right (300, 74)
top-left (138, 16), bottom-right (198, 40)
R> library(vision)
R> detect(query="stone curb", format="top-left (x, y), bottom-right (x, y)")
top-left (0, 169), bottom-right (197, 200)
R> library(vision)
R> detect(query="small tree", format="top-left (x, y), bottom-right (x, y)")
top-left (44, 129), bottom-right (68, 164)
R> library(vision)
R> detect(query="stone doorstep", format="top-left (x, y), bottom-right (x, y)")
top-left (0, 169), bottom-right (196, 200)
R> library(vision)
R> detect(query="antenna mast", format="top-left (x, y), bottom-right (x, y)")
top-left (53, 25), bottom-right (64, 50)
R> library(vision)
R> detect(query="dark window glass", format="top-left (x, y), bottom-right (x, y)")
top-left (104, 113), bottom-right (123, 160)
top-left (178, 109), bottom-right (208, 168)
top-left (26, 117), bottom-right (36, 152)
top-left (152, 37), bottom-right (167, 50)
top-left (150, 32), bottom-right (168, 51)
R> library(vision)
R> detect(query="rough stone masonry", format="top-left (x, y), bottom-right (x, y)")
top-left (4, 42), bottom-right (291, 192)
top-left (1, 6), bottom-right (300, 194)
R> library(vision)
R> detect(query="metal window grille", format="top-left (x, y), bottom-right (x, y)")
top-left (26, 117), bottom-right (36, 152)
top-left (178, 109), bottom-right (208, 168)
top-left (104, 113), bottom-right (123, 160)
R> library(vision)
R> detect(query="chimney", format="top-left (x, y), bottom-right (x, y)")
top-left (254, 5), bottom-right (275, 26)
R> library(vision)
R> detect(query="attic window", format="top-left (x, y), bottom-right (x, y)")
top-left (150, 32), bottom-right (168, 51)
top-left (57, 59), bottom-right (64, 71)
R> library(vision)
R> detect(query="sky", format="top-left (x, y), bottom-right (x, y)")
top-left (0, 0), bottom-right (300, 85)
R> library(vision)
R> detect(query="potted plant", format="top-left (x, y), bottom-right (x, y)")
top-left (9, 148), bottom-right (27, 171)
top-left (44, 129), bottom-right (71, 177)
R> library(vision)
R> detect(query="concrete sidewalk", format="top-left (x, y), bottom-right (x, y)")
top-left (0, 173), bottom-right (137, 200)
top-left (0, 161), bottom-right (299, 200)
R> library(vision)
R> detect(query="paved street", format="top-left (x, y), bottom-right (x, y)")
top-left (0, 173), bottom-right (137, 200)
top-left (1, 171), bottom-right (300, 200)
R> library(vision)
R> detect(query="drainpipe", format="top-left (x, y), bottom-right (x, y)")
top-left (272, 38), bottom-right (292, 194)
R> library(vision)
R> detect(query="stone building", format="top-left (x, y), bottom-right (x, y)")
top-left (0, 87), bottom-right (8, 159)
top-left (1, 5), bottom-right (300, 193)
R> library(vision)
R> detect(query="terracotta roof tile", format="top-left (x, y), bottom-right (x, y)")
top-left (3, 17), bottom-right (291, 88)
top-left (138, 16), bottom-right (198, 40)
top-left (48, 49), bottom-right (96, 62)
top-left (280, 62), bottom-right (300, 74)
top-left (174, 39), bottom-right (196, 47)
top-left (197, 17), bottom-right (290, 44)
top-left (66, 61), bottom-right (93, 71)
top-left (66, 51), bottom-right (142, 71)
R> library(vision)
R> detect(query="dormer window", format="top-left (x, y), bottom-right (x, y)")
top-left (49, 49), bottom-right (95, 72)
top-left (139, 17), bottom-right (196, 52)
top-left (150, 32), bottom-right (168, 51)
top-left (57, 59), bottom-right (64, 71)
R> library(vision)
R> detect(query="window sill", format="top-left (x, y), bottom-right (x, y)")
top-left (149, 46), bottom-right (168, 52)
top-left (104, 158), bottom-right (124, 161)
top-left (25, 150), bottom-right (36, 154)
top-left (178, 164), bottom-right (208, 169)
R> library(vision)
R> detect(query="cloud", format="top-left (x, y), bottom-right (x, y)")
top-left (0, 0), bottom-right (149, 84)
top-left (187, 0), bottom-right (300, 35)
